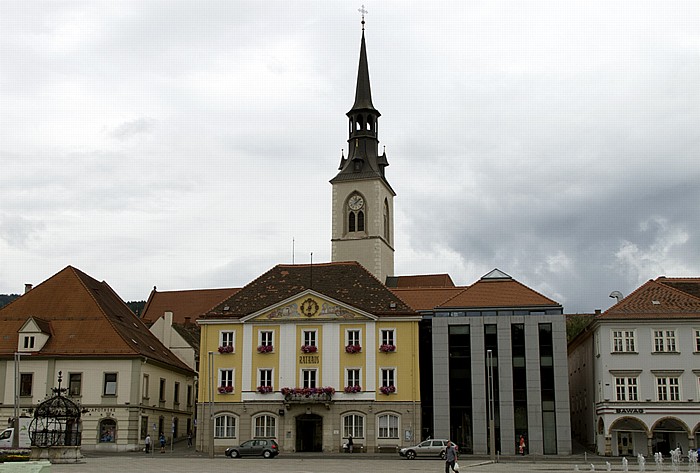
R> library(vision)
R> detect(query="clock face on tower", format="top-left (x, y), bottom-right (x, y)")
top-left (348, 195), bottom-right (364, 211)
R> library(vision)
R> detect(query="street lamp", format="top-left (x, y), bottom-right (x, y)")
top-left (208, 351), bottom-right (214, 458)
top-left (487, 349), bottom-right (495, 461)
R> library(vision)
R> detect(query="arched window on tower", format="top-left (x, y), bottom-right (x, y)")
top-left (383, 199), bottom-right (390, 241)
top-left (357, 211), bottom-right (365, 232)
top-left (349, 212), bottom-right (356, 232)
top-left (356, 116), bottom-right (363, 131)
top-left (346, 193), bottom-right (366, 235)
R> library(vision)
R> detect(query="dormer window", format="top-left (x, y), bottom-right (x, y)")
top-left (23, 336), bottom-right (35, 350)
top-left (347, 194), bottom-right (366, 234)
top-left (17, 317), bottom-right (50, 352)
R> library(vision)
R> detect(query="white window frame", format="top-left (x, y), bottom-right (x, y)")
top-left (103, 372), bottom-right (117, 396)
top-left (259, 330), bottom-right (274, 347)
top-left (656, 376), bottom-right (681, 401)
top-left (694, 329), bottom-right (700, 352)
top-left (303, 329), bottom-right (318, 347)
top-left (142, 374), bottom-right (149, 399)
top-left (377, 413), bottom-right (399, 439)
top-left (219, 368), bottom-right (235, 389)
top-left (611, 329), bottom-right (636, 353)
top-left (215, 414), bottom-right (237, 438)
top-left (253, 414), bottom-right (276, 438)
top-left (614, 376), bottom-right (639, 401)
top-left (343, 413), bottom-right (365, 439)
top-left (23, 335), bottom-right (35, 350)
top-left (259, 368), bottom-right (273, 388)
top-left (220, 330), bottom-right (235, 350)
top-left (301, 368), bottom-right (317, 388)
top-left (380, 328), bottom-right (396, 346)
top-left (652, 329), bottom-right (677, 353)
top-left (346, 329), bottom-right (361, 346)
top-left (346, 368), bottom-right (361, 388)
top-left (381, 368), bottom-right (396, 389)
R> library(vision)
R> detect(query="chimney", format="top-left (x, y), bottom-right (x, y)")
top-left (163, 311), bottom-right (173, 348)
top-left (24, 284), bottom-right (33, 294)
top-left (184, 317), bottom-right (191, 326)
top-left (594, 309), bottom-right (601, 315)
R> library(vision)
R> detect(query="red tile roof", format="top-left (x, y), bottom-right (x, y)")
top-left (141, 288), bottom-right (240, 324)
top-left (600, 277), bottom-right (700, 319)
top-left (0, 266), bottom-right (194, 373)
top-left (204, 262), bottom-right (416, 318)
top-left (438, 278), bottom-right (559, 309)
top-left (389, 274), bottom-right (455, 288)
top-left (390, 287), bottom-right (464, 311)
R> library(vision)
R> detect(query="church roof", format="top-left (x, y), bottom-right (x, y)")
top-left (204, 262), bottom-right (416, 318)
top-left (348, 31), bottom-right (378, 114)
top-left (599, 277), bottom-right (700, 319)
top-left (141, 287), bottom-right (240, 324)
top-left (0, 266), bottom-right (194, 373)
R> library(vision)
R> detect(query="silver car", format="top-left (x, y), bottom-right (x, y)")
top-left (399, 439), bottom-right (455, 460)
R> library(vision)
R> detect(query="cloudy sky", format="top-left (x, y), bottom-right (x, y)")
top-left (1, 1), bottom-right (698, 313)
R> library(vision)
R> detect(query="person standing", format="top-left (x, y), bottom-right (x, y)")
top-left (144, 434), bottom-right (151, 454)
top-left (347, 435), bottom-right (354, 454)
top-left (187, 431), bottom-right (192, 448)
top-left (159, 433), bottom-right (166, 453)
top-left (445, 441), bottom-right (458, 473)
top-left (519, 435), bottom-right (526, 456)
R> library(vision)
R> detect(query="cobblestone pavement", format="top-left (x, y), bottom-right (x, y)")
top-left (44, 451), bottom-right (634, 473)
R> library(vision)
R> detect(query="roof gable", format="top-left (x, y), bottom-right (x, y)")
top-left (205, 262), bottom-right (415, 319)
top-left (438, 273), bottom-right (559, 309)
top-left (18, 316), bottom-right (51, 335)
top-left (242, 290), bottom-right (375, 323)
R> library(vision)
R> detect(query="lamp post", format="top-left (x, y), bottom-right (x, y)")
top-left (487, 349), bottom-right (495, 461)
top-left (13, 352), bottom-right (21, 449)
top-left (208, 351), bottom-right (214, 458)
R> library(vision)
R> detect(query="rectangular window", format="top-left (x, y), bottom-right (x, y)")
top-left (174, 382), bottom-right (180, 404)
top-left (159, 378), bottom-right (166, 402)
top-left (343, 414), bottom-right (364, 438)
top-left (142, 374), bottom-right (149, 399)
top-left (302, 369), bottom-right (317, 388)
top-left (612, 330), bottom-right (636, 353)
top-left (20, 373), bottom-right (32, 397)
top-left (254, 415), bottom-right (276, 438)
top-left (104, 373), bottom-right (117, 396)
top-left (380, 329), bottom-right (395, 346)
top-left (378, 414), bottom-right (399, 438)
top-left (656, 377), bottom-right (680, 401)
top-left (695, 329), bottom-right (700, 352)
top-left (23, 336), bottom-right (35, 349)
top-left (346, 368), bottom-right (361, 388)
top-left (186, 385), bottom-right (192, 406)
top-left (653, 330), bottom-right (676, 352)
top-left (215, 415), bottom-right (236, 438)
top-left (260, 330), bottom-right (273, 347)
top-left (219, 369), bottom-right (234, 388)
top-left (303, 330), bottom-right (317, 347)
top-left (259, 369), bottom-right (273, 387)
top-left (347, 329), bottom-right (361, 347)
top-left (68, 373), bottom-right (82, 396)
top-left (381, 368), bottom-right (395, 388)
top-left (615, 377), bottom-right (638, 401)
top-left (220, 330), bottom-right (235, 349)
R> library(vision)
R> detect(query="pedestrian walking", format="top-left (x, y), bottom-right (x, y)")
top-left (144, 434), bottom-right (151, 454)
top-left (159, 433), bottom-right (166, 453)
top-left (347, 435), bottom-right (353, 454)
top-left (445, 440), bottom-right (458, 473)
top-left (187, 431), bottom-right (192, 448)
top-left (519, 435), bottom-right (526, 456)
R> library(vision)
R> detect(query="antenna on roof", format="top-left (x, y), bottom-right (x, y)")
top-left (310, 252), bottom-right (313, 289)
top-left (609, 291), bottom-right (623, 303)
top-left (292, 238), bottom-right (295, 265)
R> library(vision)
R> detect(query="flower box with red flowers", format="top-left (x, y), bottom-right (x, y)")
top-left (344, 385), bottom-right (362, 393)
top-left (257, 385), bottom-right (273, 394)
top-left (345, 344), bottom-right (362, 354)
top-left (300, 345), bottom-right (318, 353)
top-left (218, 345), bottom-right (234, 354)
top-left (257, 345), bottom-right (274, 353)
top-left (379, 344), bottom-right (396, 353)
top-left (379, 385), bottom-right (396, 395)
top-left (218, 385), bottom-right (234, 394)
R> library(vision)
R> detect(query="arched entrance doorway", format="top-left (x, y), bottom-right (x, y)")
top-left (609, 417), bottom-right (647, 456)
top-left (651, 418), bottom-right (689, 455)
top-left (295, 414), bottom-right (322, 452)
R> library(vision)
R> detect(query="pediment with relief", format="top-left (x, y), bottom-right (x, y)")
top-left (246, 293), bottom-right (372, 322)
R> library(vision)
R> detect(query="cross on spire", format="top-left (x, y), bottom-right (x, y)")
top-left (358, 5), bottom-right (367, 30)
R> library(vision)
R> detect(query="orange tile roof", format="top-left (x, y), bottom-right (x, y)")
top-left (0, 266), bottom-right (194, 373)
top-left (389, 274), bottom-right (455, 288)
top-left (600, 277), bottom-right (700, 319)
top-left (438, 278), bottom-right (559, 309)
top-left (390, 287), bottom-right (464, 311)
top-left (141, 288), bottom-right (240, 324)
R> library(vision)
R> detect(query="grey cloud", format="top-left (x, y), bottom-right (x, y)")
top-left (110, 118), bottom-right (155, 140)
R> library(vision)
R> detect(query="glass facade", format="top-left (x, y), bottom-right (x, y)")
top-left (448, 325), bottom-right (473, 453)
top-left (511, 324), bottom-right (528, 453)
top-left (484, 324), bottom-right (501, 454)
top-left (539, 323), bottom-right (557, 454)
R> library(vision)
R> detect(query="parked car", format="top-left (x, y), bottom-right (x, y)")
top-left (225, 439), bottom-right (279, 458)
top-left (399, 439), bottom-right (456, 460)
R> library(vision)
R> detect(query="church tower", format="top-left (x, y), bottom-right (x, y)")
top-left (331, 16), bottom-right (395, 282)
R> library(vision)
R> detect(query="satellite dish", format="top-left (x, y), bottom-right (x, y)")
top-left (609, 291), bottom-right (624, 303)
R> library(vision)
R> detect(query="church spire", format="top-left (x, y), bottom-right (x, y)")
top-left (350, 26), bottom-right (377, 113)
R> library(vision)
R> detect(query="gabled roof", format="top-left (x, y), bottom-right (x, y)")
top-left (141, 287), bottom-right (240, 324)
top-left (390, 287), bottom-right (464, 312)
top-left (204, 262), bottom-right (415, 319)
top-left (437, 271), bottom-right (559, 309)
top-left (386, 274), bottom-right (455, 288)
top-left (600, 277), bottom-right (700, 319)
top-left (0, 266), bottom-right (193, 373)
